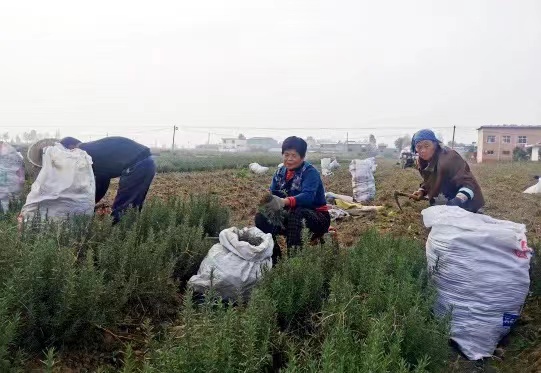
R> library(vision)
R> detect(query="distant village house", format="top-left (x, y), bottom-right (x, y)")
top-left (318, 140), bottom-right (375, 154)
top-left (219, 137), bottom-right (248, 152)
top-left (477, 125), bottom-right (541, 162)
top-left (246, 137), bottom-right (279, 151)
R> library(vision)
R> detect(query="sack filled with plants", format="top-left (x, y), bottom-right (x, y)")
top-left (188, 227), bottom-right (273, 300)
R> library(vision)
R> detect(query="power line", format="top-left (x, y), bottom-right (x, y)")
top-left (0, 124), bottom-right (479, 131)
top-left (179, 125), bottom-right (478, 131)
top-left (79, 127), bottom-right (171, 137)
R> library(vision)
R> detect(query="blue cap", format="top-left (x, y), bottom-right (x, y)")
top-left (411, 129), bottom-right (439, 153)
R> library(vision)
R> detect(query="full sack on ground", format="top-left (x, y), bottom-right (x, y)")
top-left (523, 176), bottom-right (540, 194)
top-left (249, 163), bottom-right (270, 174)
top-left (321, 158), bottom-right (340, 176)
top-left (423, 206), bottom-right (532, 360)
top-left (0, 142), bottom-right (25, 212)
top-left (188, 227), bottom-right (273, 300)
top-left (349, 157), bottom-right (376, 202)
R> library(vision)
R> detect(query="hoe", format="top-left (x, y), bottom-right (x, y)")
top-left (393, 190), bottom-right (427, 212)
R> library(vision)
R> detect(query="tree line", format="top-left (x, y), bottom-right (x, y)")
top-left (1, 130), bottom-right (62, 144)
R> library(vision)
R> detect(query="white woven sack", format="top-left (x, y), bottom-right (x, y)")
top-left (21, 144), bottom-right (95, 221)
top-left (249, 162), bottom-right (270, 174)
top-left (189, 227), bottom-right (273, 300)
top-left (423, 206), bottom-right (532, 360)
top-left (349, 159), bottom-right (376, 202)
top-left (321, 158), bottom-right (332, 176)
top-left (523, 178), bottom-right (541, 194)
top-left (0, 142), bottom-right (25, 212)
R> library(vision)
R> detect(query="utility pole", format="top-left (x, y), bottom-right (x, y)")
top-left (172, 125), bottom-right (179, 151)
top-left (451, 125), bottom-right (456, 149)
top-left (207, 132), bottom-right (211, 145)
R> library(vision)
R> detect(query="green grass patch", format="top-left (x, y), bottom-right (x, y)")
top-left (142, 232), bottom-right (450, 373)
top-left (0, 195), bottom-right (229, 370)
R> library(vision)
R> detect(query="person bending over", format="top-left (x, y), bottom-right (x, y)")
top-left (60, 136), bottom-right (156, 222)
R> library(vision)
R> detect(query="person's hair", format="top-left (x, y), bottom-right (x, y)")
top-left (282, 136), bottom-right (307, 158)
top-left (60, 137), bottom-right (82, 149)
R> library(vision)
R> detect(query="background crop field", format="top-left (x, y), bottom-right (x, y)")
top-left (106, 158), bottom-right (541, 246)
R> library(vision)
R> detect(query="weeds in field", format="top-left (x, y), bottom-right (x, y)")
top-left (257, 243), bottom-right (337, 331)
top-left (1, 206), bottom-right (450, 372)
top-left (142, 232), bottom-right (449, 373)
top-left (0, 195), bottom-right (229, 370)
top-left (142, 289), bottom-right (276, 373)
top-left (235, 168), bottom-right (249, 179)
top-left (41, 347), bottom-right (58, 373)
top-left (291, 233), bottom-right (449, 372)
top-left (0, 296), bottom-right (19, 372)
top-left (529, 239), bottom-right (541, 297)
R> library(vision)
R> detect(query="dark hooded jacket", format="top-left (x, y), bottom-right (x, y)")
top-left (78, 137), bottom-right (151, 203)
top-left (418, 146), bottom-right (484, 212)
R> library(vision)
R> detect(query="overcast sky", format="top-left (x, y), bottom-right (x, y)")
top-left (1, 0), bottom-right (540, 147)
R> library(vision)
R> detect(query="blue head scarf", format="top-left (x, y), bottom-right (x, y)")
top-left (411, 129), bottom-right (439, 153)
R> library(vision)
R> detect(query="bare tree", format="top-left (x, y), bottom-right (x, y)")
top-left (29, 129), bottom-right (38, 142)
top-left (306, 136), bottom-right (317, 147)
top-left (394, 135), bottom-right (411, 151)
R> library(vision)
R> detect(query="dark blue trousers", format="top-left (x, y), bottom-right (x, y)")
top-left (111, 156), bottom-right (156, 223)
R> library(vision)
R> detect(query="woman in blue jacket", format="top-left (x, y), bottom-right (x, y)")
top-left (255, 136), bottom-right (330, 262)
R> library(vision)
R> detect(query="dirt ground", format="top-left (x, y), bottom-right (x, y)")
top-left (105, 159), bottom-right (541, 245)
top-left (104, 165), bottom-right (427, 246)
top-left (102, 159), bottom-right (541, 372)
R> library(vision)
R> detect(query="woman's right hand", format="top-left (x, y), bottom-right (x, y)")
top-left (410, 190), bottom-right (425, 201)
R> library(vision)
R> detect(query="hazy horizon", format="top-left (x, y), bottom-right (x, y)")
top-left (1, 0), bottom-right (540, 148)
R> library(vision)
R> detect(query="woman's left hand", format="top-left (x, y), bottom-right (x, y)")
top-left (446, 192), bottom-right (468, 207)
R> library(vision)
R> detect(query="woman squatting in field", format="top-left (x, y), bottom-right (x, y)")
top-left (255, 136), bottom-right (331, 264)
top-left (410, 129), bottom-right (485, 213)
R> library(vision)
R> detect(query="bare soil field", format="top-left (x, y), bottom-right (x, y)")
top-left (106, 159), bottom-right (541, 244)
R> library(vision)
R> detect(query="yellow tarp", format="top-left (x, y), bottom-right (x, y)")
top-left (336, 199), bottom-right (364, 210)
top-left (335, 199), bottom-right (384, 212)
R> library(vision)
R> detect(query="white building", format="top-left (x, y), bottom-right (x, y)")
top-left (219, 138), bottom-right (248, 152)
top-left (526, 142), bottom-right (541, 162)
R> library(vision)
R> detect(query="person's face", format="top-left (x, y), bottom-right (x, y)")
top-left (282, 149), bottom-right (304, 170)
top-left (415, 140), bottom-right (437, 161)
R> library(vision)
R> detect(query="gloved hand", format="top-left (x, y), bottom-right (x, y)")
top-left (446, 197), bottom-right (464, 207)
top-left (446, 192), bottom-right (468, 207)
top-left (264, 195), bottom-right (285, 212)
